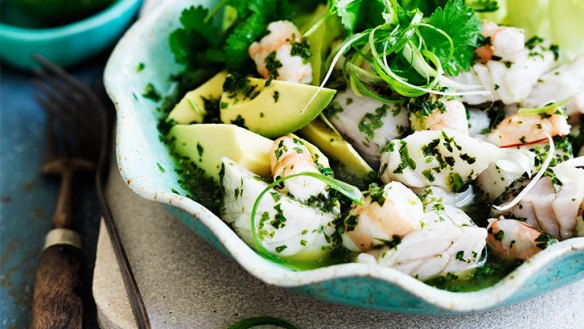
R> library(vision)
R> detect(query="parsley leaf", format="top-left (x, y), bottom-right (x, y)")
top-left (169, 6), bottom-right (221, 68)
top-left (328, 0), bottom-right (363, 32)
top-left (223, 0), bottom-right (293, 71)
top-left (422, 0), bottom-right (482, 76)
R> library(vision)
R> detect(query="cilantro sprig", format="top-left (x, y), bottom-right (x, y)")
top-left (314, 0), bottom-right (485, 98)
top-left (169, 0), bottom-right (293, 81)
top-left (422, 0), bottom-right (482, 75)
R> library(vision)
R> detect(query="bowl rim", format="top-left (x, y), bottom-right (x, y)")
top-left (0, 0), bottom-right (142, 39)
top-left (104, 0), bottom-right (584, 313)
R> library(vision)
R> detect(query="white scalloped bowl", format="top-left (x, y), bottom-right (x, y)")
top-left (104, 0), bottom-right (584, 314)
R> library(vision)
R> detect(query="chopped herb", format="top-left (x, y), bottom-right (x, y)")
top-left (143, 83), bottom-right (161, 102)
top-left (196, 143), bottom-right (204, 159)
top-left (265, 51), bottom-right (283, 79)
top-left (358, 105), bottom-right (388, 140)
top-left (393, 141), bottom-right (416, 174)
top-left (550, 44), bottom-right (560, 61)
top-left (272, 90), bottom-right (280, 103)
top-left (447, 172), bottom-right (467, 192)
top-left (157, 163), bottom-right (166, 173)
top-left (271, 203), bottom-right (287, 229)
top-left (231, 115), bottom-right (246, 127)
top-left (136, 62), bottom-right (145, 72)
top-left (290, 40), bottom-right (312, 62)
top-left (494, 230), bottom-right (504, 241)
top-left (377, 235), bottom-right (402, 249)
top-left (275, 245), bottom-right (287, 253)
top-left (455, 250), bottom-right (465, 261)
top-left (535, 232), bottom-right (557, 250)
top-left (324, 101), bottom-right (344, 117)
top-left (422, 169), bottom-right (436, 182)
top-left (345, 214), bottom-right (359, 232)
top-left (460, 153), bottom-right (476, 164)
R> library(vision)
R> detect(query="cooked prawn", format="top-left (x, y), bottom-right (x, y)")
top-left (341, 182), bottom-right (424, 252)
top-left (476, 21), bottom-right (526, 63)
top-left (410, 97), bottom-right (469, 133)
top-left (452, 21), bottom-right (556, 105)
top-left (269, 136), bottom-right (327, 202)
top-left (358, 204), bottom-right (487, 280)
top-left (487, 111), bottom-right (571, 147)
top-left (249, 20), bottom-right (312, 84)
top-left (486, 217), bottom-right (552, 261)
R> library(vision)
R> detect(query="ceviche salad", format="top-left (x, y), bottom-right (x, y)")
top-left (144, 0), bottom-right (584, 291)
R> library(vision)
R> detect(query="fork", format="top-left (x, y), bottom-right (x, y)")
top-left (29, 55), bottom-right (151, 329)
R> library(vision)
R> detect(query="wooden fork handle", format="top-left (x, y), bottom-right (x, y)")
top-left (29, 229), bottom-right (83, 329)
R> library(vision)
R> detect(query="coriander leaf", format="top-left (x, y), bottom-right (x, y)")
top-left (397, 0), bottom-right (448, 16)
top-left (422, 0), bottom-right (482, 76)
top-left (328, 0), bottom-right (362, 32)
top-left (169, 6), bottom-right (221, 67)
top-left (224, 13), bottom-right (266, 71)
top-left (355, 0), bottom-right (385, 29)
top-left (223, 0), bottom-right (293, 71)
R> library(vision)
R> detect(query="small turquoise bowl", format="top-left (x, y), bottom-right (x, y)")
top-left (0, 0), bottom-right (142, 70)
top-left (105, 0), bottom-right (584, 314)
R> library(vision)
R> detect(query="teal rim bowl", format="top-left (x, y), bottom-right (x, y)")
top-left (0, 0), bottom-right (143, 70)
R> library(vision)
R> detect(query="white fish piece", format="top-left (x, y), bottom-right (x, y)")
top-left (328, 88), bottom-right (409, 168)
top-left (367, 204), bottom-right (487, 280)
top-left (486, 217), bottom-right (550, 261)
top-left (467, 108), bottom-right (490, 138)
top-left (379, 129), bottom-right (500, 192)
top-left (551, 163), bottom-right (584, 239)
top-left (412, 185), bottom-right (475, 209)
top-left (341, 182), bottom-right (424, 252)
top-left (221, 158), bottom-right (337, 262)
top-left (522, 54), bottom-right (584, 123)
top-left (505, 161), bottom-right (584, 240)
top-left (249, 21), bottom-right (312, 84)
top-left (475, 148), bottom-right (535, 201)
top-left (454, 43), bottom-right (556, 105)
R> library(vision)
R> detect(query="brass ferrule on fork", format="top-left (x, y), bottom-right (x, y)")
top-left (44, 228), bottom-right (82, 250)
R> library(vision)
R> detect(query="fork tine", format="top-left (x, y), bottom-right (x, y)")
top-left (43, 115), bottom-right (58, 165)
top-left (35, 55), bottom-right (110, 126)
top-left (33, 92), bottom-right (92, 147)
top-left (34, 54), bottom-right (101, 106)
top-left (33, 70), bottom-right (100, 140)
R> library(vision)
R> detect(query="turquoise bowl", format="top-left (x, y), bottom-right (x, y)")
top-left (0, 0), bottom-right (142, 69)
top-left (104, 0), bottom-right (584, 314)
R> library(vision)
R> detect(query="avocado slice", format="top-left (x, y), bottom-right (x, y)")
top-left (168, 124), bottom-right (273, 181)
top-left (168, 71), bottom-right (228, 124)
top-left (303, 5), bottom-right (344, 85)
top-left (219, 76), bottom-right (336, 138)
top-left (300, 119), bottom-right (374, 178)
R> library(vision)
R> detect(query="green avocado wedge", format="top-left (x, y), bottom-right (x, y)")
top-left (219, 76), bottom-right (336, 138)
top-left (168, 124), bottom-right (273, 182)
top-left (300, 119), bottom-right (374, 179)
top-left (167, 71), bottom-right (227, 124)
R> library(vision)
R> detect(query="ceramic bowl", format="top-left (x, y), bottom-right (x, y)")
top-left (104, 0), bottom-right (584, 314)
top-left (0, 0), bottom-right (142, 69)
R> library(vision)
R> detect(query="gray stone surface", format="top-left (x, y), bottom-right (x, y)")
top-left (93, 164), bottom-right (584, 329)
